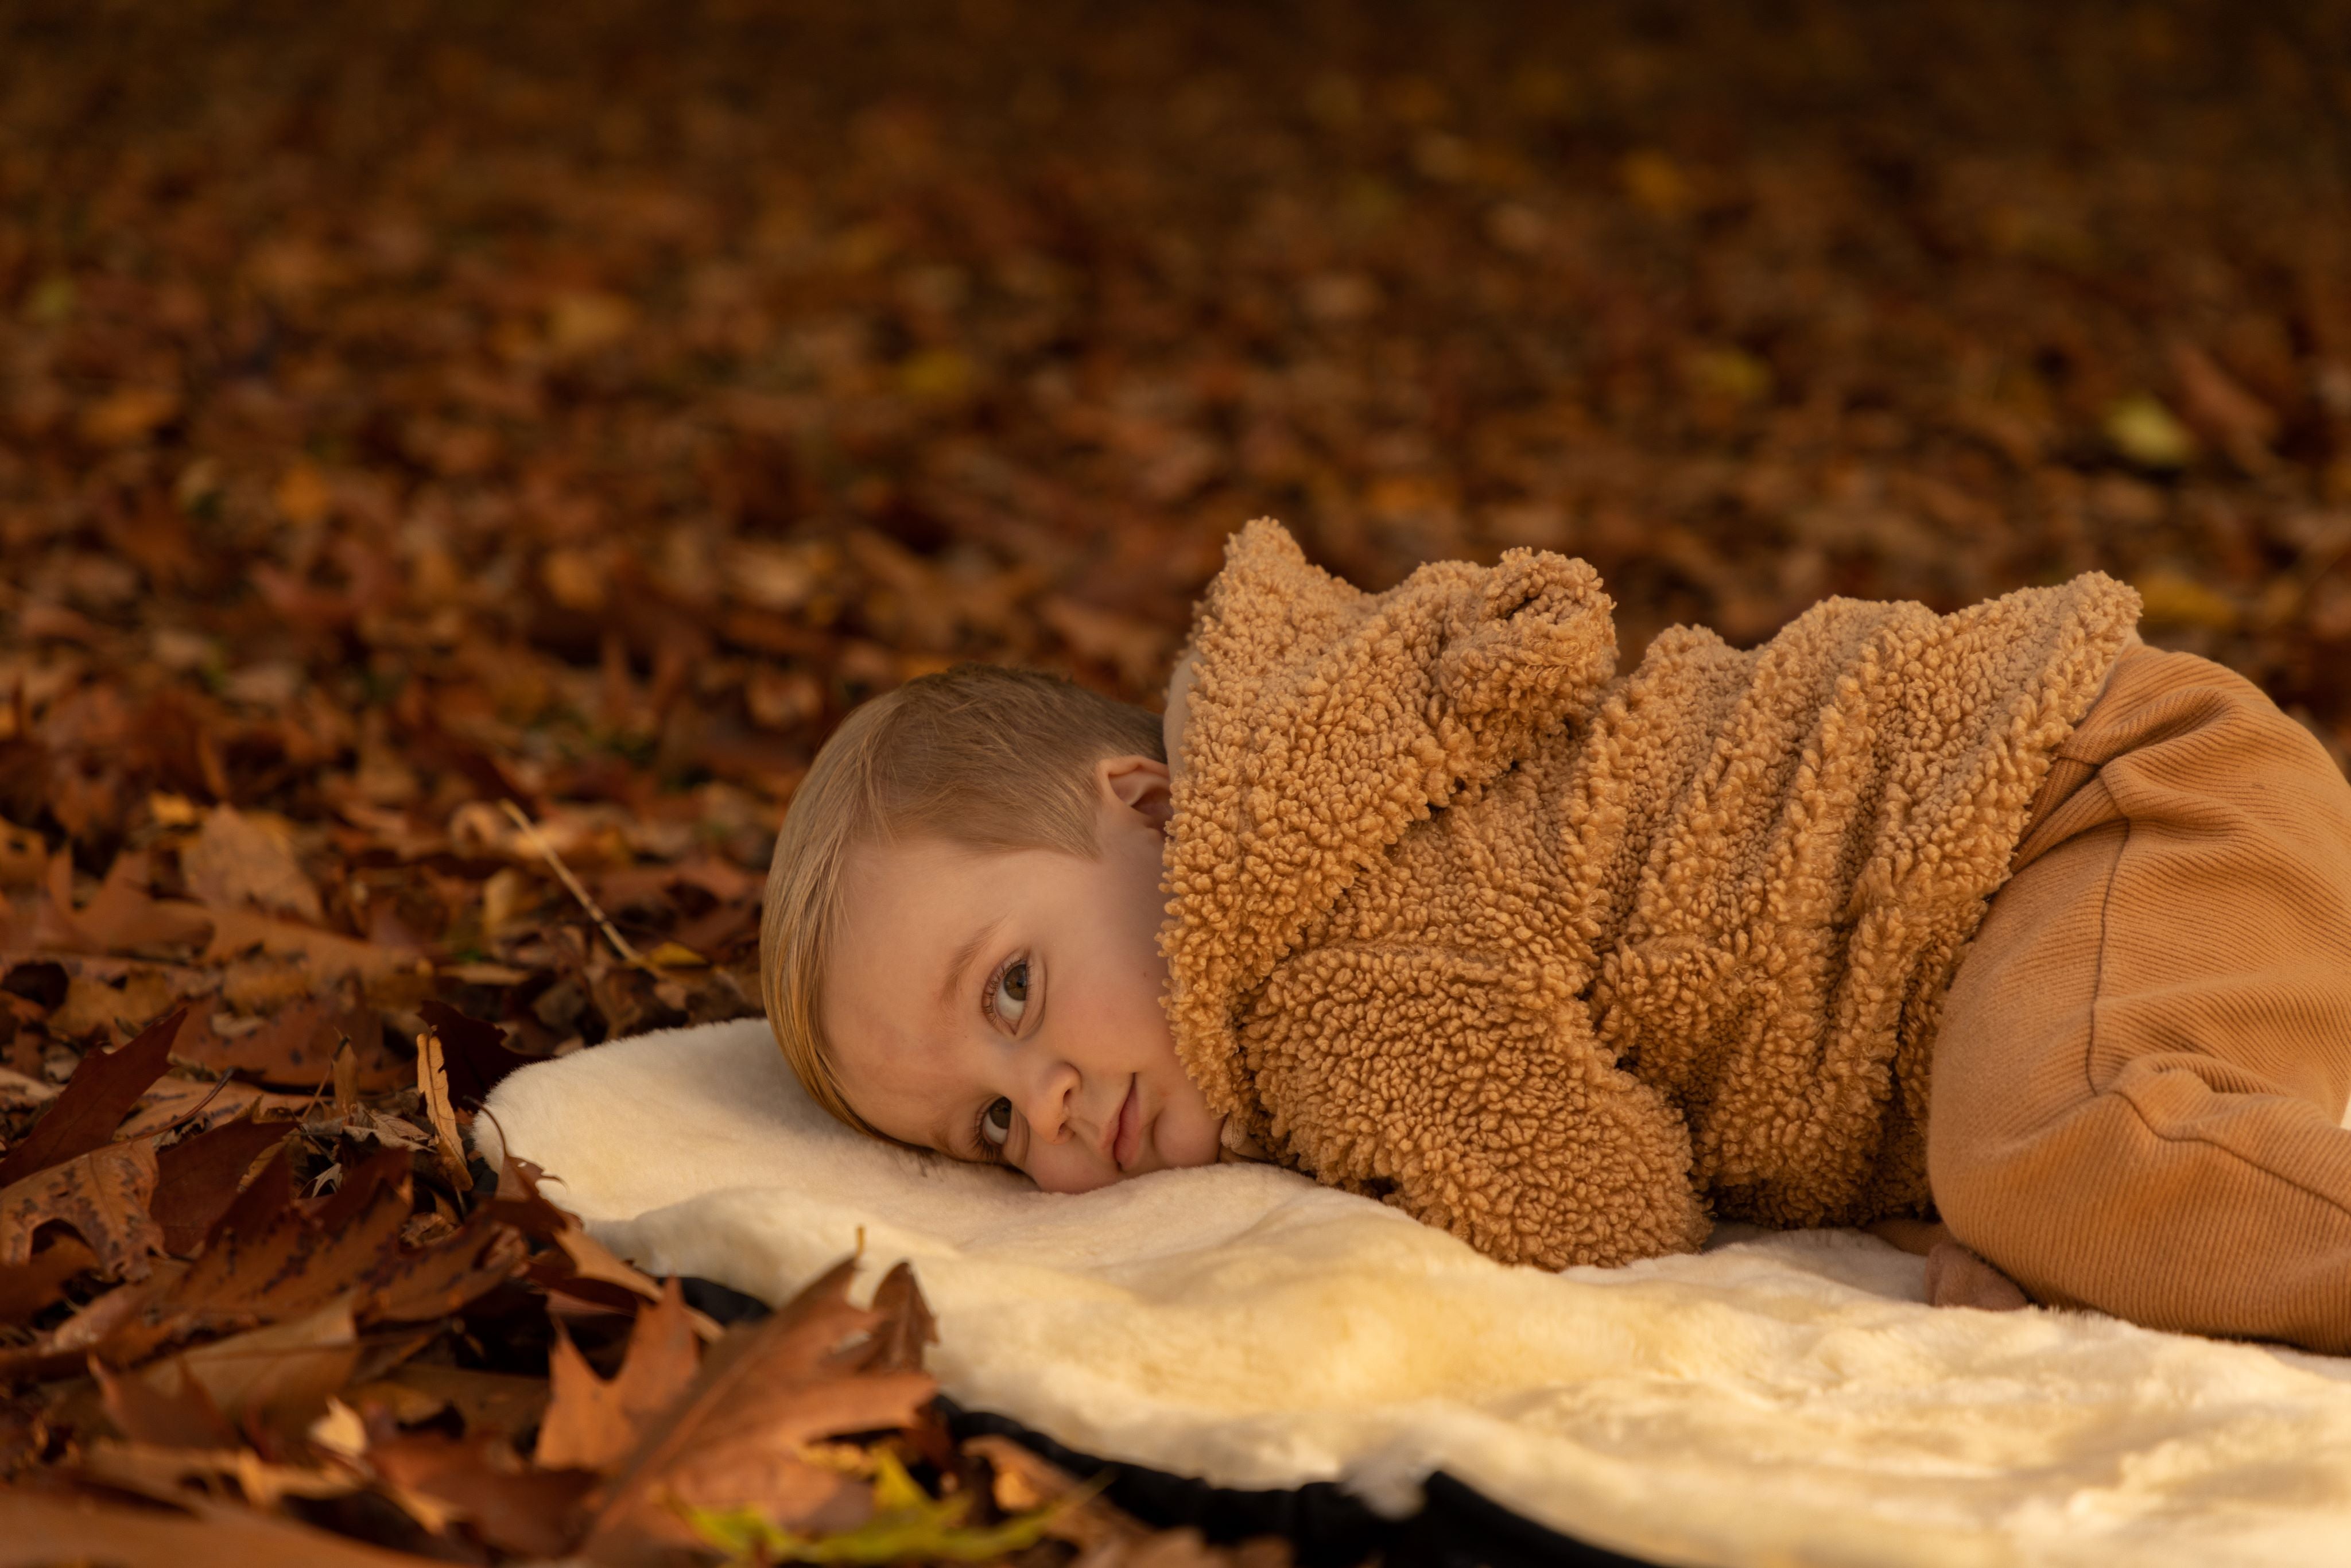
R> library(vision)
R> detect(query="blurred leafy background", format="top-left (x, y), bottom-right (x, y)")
top-left (7, 0), bottom-right (2351, 1162)
top-left (5, 1), bottom-right (2351, 1552)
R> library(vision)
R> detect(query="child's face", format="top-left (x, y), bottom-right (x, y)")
top-left (821, 757), bottom-right (1223, 1193)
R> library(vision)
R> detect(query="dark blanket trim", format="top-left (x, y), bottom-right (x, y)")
top-left (677, 1276), bottom-right (1664, 1568)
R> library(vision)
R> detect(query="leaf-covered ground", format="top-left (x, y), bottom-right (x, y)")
top-left (4, 0), bottom-right (2350, 1560)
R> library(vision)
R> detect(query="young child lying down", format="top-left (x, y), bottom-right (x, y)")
top-left (761, 519), bottom-right (2351, 1355)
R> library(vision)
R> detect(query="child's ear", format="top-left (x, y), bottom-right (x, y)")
top-left (1099, 755), bottom-right (1174, 826)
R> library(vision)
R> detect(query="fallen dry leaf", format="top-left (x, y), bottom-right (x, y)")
top-left (176, 1297), bottom-right (360, 1435)
top-left (0, 1235), bottom-right (96, 1321)
top-left (118, 1075), bottom-right (296, 1141)
top-left (181, 805), bottom-right (326, 924)
top-left (583, 1257), bottom-right (938, 1561)
top-left (0, 815), bottom-right (46, 886)
top-left (0, 1005), bottom-right (183, 1186)
top-left (414, 1030), bottom-right (472, 1193)
top-left (149, 1113), bottom-right (296, 1256)
top-left (177, 996), bottom-right (403, 1091)
top-left (357, 1209), bottom-right (528, 1324)
top-left (354, 1363), bottom-right (553, 1439)
top-left (197, 905), bottom-right (416, 988)
top-left (366, 1431), bottom-right (600, 1558)
top-left (0, 1138), bottom-right (162, 1281)
top-left (417, 1000), bottom-right (535, 1111)
top-left (536, 1276), bottom-right (701, 1472)
top-left (94, 1353), bottom-right (237, 1450)
top-left (72, 1437), bottom-right (366, 1513)
top-left (0, 1066), bottom-right (61, 1111)
top-left (0, 1260), bottom-right (187, 1384)
top-left (33, 851), bottom-right (213, 957)
top-left (95, 1149), bottom-right (409, 1363)
top-left (0, 1486), bottom-right (438, 1568)
top-left (47, 965), bottom-right (185, 1041)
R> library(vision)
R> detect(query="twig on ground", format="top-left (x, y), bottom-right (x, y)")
top-left (499, 799), bottom-right (657, 975)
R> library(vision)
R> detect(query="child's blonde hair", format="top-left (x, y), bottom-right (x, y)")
top-left (759, 663), bottom-right (1165, 1136)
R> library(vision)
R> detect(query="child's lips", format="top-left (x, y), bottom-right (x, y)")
top-left (1109, 1076), bottom-right (1141, 1171)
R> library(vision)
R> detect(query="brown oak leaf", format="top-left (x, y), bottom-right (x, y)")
top-left (582, 1257), bottom-right (938, 1562)
top-left (535, 1276), bottom-right (701, 1472)
top-left (0, 1138), bottom-right (163, 1281)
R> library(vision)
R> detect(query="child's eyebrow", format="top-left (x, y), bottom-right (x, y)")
top-left (935, 917), bottom-right (1004, 1014)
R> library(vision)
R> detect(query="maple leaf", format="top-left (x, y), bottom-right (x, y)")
top-left (536, 1276), bottom-right (701, 1472)
top-left (0, 1138), bottom-right (164, 1281)
top-left (581, 1257), bottom-right (938, 1563)
top-left (0, 1004), bottom-right (184, 1186)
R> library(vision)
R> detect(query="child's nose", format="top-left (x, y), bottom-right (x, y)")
top-left (1017, 1058), bottom-right (1081, 1143)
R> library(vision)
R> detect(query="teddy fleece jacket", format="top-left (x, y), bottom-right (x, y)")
top-left (1160, 521), bottom-right (2143, 1270)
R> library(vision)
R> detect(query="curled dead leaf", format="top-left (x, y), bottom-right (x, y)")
top-left (416, 1030), bottom-right (472, 1193)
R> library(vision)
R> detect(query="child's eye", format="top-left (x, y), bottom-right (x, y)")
top-left (991, 960), bottom-right (1030, 1025)
top-left (977, 1097), bottom-right (1014, 1149)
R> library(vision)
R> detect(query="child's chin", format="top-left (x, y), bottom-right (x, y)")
top-left (1153, 1120), bottom-right (1226, 1171)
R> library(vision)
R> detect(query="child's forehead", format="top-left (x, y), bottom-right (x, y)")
top-left (845, 832), bottom-right (1043, 895)
top-left (833, 835), bottom-right (1068, 950)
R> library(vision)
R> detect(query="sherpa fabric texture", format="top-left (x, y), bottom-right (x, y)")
top-left (478, 1019), bottom-right (2351, 1568)
top-left (1162, 521), bottom-right (2142, 1269)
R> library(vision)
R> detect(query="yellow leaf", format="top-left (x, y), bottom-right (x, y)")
top-left (2134, 569), bottom-right (2237, 631)
top-left (646, 940), bottom-right (708, 968)
top-left (2105, 394), bottom-right (2197, 468)
top-left (146, 792), bottom-right (201, 829)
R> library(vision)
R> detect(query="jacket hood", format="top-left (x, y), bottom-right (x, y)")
top-left (1159, 519), bottom-right (1619, 1115)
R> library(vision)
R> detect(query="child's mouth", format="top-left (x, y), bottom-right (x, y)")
top-left (1110, 1076), bottom-right (1142, 1171)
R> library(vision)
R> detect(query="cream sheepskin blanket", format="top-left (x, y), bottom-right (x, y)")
top-left (478, 1019), bottom-right (2351, 1568)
